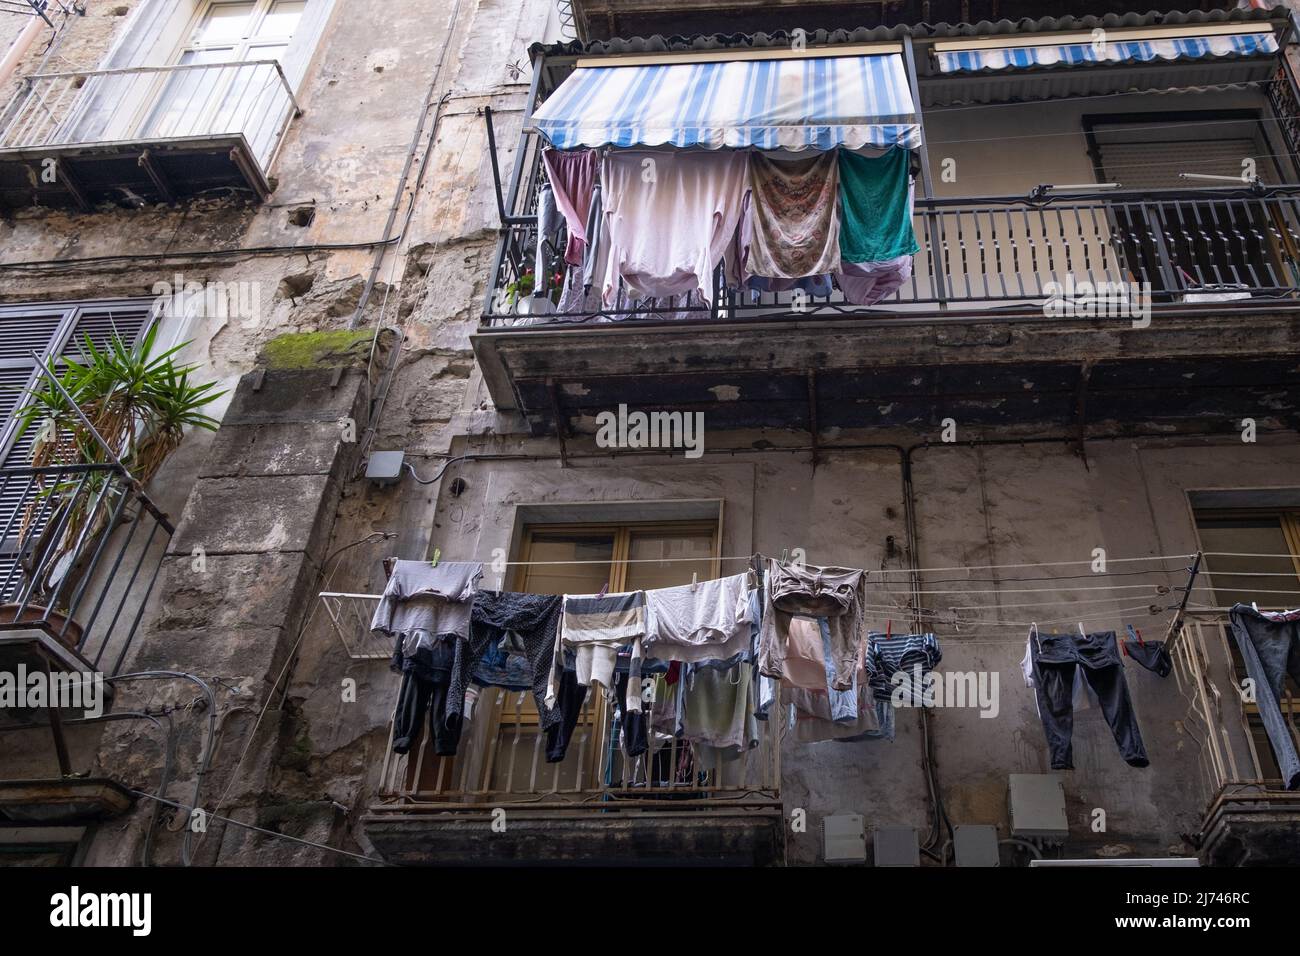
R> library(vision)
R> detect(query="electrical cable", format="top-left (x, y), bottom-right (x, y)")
top-left (126, 790), bottom-right (392, 866)
top-left (192, 531), bottom-right (395, 860)
top-left (103, 670), bottom-right (217, 867)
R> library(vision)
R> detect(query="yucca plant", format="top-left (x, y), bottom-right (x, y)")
top-left (10, 325), bottom-right (224, 609)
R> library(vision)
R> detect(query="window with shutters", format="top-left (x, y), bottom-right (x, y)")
top-left (1085, 111), bottom-right (1297, 294)
top-left (0, 301), bottom-right (156, 598)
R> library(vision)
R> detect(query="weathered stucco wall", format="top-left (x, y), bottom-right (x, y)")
top-left (3, 0), bottom-right (1298, 868)
top-left (321, 432), bottom-right (1295, 865)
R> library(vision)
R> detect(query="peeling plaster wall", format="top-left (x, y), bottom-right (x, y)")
top-left (4, 0), bottom-right (1299, 868)
top-left (329, 433), bottom-right (1296, 865)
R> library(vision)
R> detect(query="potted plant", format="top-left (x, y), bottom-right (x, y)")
top-left (4, 325), bottom-right (224, 641)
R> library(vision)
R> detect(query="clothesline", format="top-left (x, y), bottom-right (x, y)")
top-left (447, 551), bottom-right (1198, 573)
top-left (858, 603), bottom-right (1166, 630)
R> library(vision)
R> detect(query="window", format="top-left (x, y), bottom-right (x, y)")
top-left (1086, 111), bottom-right (1296, 295)
top-left (403, 520), bottom-right (720, 796)
top-left (1194, 508), bottom-right (1300, 783)
top-left (143, 0), bottom-right (305, 141)
top-left (0, 302), bottom-right (155, 600)
top-left (1195, 511), bottom-right (1300, 611)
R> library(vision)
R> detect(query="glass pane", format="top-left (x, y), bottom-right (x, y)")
top-left (1196, 516), bottom-right (1300, 610)
top-left (624, 530), bottom-right (715, 590)
top-left (240, 41), bottom-right (289, 64)
top-left (196, 2), bottom-right (257, 44)
top-left (255, 0), bottom-right (306, 38)
top-left (520, 533), bottom-right (614, 596)
top-left (143, 48), bottom-right (234, 138)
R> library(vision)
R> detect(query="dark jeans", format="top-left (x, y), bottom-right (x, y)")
top-left (392, 671), bottom-right (462, 757)
top-left (614, 671), bottom-right (649, 758)
top-left (1229, 604), bottom-right (1300, 790)
top-left (1031, 630), bottom-right (1149, 770)
top-left (545, 669), bottom-right (587, 763)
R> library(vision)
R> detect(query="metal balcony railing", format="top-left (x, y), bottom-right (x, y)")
top-left (326, 591), bottom-right (781, 808)
top-left (0, 463), bottom-right (174, 677)
top-left (376, 681), bottom-right (781, 808)
top-left (0, 59), bottom-right (301, 172)
top-left (483, 183), bottom-right (1300, 328)
top-left (1172, 613), bottom-right (1300, 798)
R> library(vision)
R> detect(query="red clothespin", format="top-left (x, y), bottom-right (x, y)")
top-left (886, 620), bottom-right (892, 640)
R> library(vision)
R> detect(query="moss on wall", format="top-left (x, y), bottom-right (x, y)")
top-left (259, 330), bottom-right (377, 371)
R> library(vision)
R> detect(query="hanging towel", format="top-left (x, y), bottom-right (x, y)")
top-left (835, 253), bottom-right (913, 306)
top-left (744, 151), bottom-right (841, 280)
top-left (643, 572), bottom-right (754, 664)
top-left (542, 148), bottom-right (599, 266)
top-left (837, 148), bottom-right (919, 264)
top-left (600, 149), bottom-right (748, 306)
top-left (546, 590), bottom-right (647, 708)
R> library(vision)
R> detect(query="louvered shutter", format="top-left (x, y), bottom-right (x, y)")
top-left (0, 302), bottom-right (154, 600)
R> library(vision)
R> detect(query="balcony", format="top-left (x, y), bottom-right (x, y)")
top-left (475, 185), bottom-right (1300, 439)
top-left (0, 462), bottom-right (174, 825)
top-left (0, 59), bottom-right (301, 211)
top-left (1172, 614), bottom-right (1300, 866)
top-left (562, 0), bottom-right (1247, 43)
top-left (339, 598), bottom-right (784, 865)
top-left (472, 14), bottom-right (1300, 441)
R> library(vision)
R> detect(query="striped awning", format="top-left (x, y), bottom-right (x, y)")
top-left (531, 54), bottom-right (921, 151)
top-left (936, 30), bottom-right (1278, 74)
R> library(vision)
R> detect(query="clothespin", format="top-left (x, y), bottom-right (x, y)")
top-left (1032, 622), bottom-right (1042, 654)
top-left (886, 620), bottom-right (892, 640)
top-left (780, 548), bottom-right (790, 564)
top-left (1078, 622), bottom-right (1086, 639)
top-left (691, 571), bottom-right (698, 592)
top-left (598, 581), bottom-right (609, 598)
top-left (431, 548), bottom-right (441, 567)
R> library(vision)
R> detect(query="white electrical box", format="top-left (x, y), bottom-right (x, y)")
top-left (1008, 773), bottom-right (1069, 841)
top-left (822, 813), bottom-right (866, 864)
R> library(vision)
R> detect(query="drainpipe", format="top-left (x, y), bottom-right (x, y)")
top-left (0, 14), bottom-right (47, 90)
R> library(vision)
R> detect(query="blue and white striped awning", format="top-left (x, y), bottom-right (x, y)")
top-left (531, 54), bottom-right (921, 151)
top-left (936, 30), bottom-right (1278, 73)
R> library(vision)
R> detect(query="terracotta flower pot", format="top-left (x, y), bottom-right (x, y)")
top-left (0, 604), bottom-right (83, 650)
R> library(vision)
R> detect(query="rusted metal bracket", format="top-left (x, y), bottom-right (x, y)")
top-left (137, 149), bottom-right (174, 204)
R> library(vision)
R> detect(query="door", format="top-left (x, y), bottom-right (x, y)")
top-left (141, 0), bottom-right (304, 153)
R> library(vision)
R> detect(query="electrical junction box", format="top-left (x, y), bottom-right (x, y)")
top-left (953, 825), bottom-right (1000, 867)
top-left (1008, 773), bottom-right (1069, 841)
top-left (822, 813), bottom-right (865, 864)
top-left (365, 450), bottom-right (405, 487)
top-left (873, 826), bottom-right (920, 866)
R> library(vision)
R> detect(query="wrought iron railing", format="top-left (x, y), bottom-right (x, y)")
top-left (0, 463), bottom-right (174, 676)
top-left (0, 59), bottom-right (301, 171)
top-left (482, 185), bottom-right (1300, 328)
top-left (375, 681), bottom-right (781, 807)
top-left (1172, 613), bottom-right (1300, 799)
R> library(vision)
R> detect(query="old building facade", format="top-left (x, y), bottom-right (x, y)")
top-left (1, 0), bottom-right (1299, 867)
